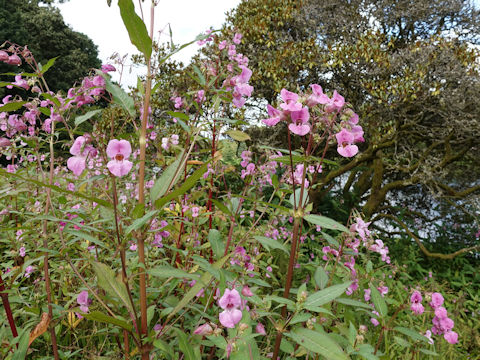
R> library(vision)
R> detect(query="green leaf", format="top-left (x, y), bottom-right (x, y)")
top-left (175, 328), bottom-right (199, 360)
top-left (253, 235), bottom-right (289, 254)
top-left (154, 162), bottom-right (209, 209)
top-left (40, 56), bottom-right (58, 74)
top-left (0, 169), bottom-right (112, 208)
top-left (91, 261), bottom-right (134, 314)
top-left (64, 230), bottom-right (108, 249)
top-left (147, 266), bottom-right (199, 280)
top-left (304, 282), bottom-right (352, 310)
top-left (336, 298), bottom-right (372, 310)
top-left (394, 336), bottom-right (411, 348)
top-left (394, 327), bottom-right (429, 343)
top-left (304, 214), bottom-right (349, 232)
top-left (12, 328), bottom-right (30, 360)
top-left (150, 150), bottom-right (185, 202)
top-left (125, 210), bottom-right (158, 235)
top-left (369, 285), bottom-right (387, 318)
top-left (103, 74), bottom-right (136, 117)
top-left (209, 229), bottom-right (225, 259)
top-left (314, 267), bottom-right (329, 290)
top-left (84, 311), bottom-right (132, 332)
top-left (225, 130), bottom-right (251, 141)
top-left (210, 198), bottom-right (232, 216)
top-left (419, 348), bottom-right (438, 356)
top-left (153, 339), bottom-right (175, 359)
top-left (0, 101), bottom-right (26, 112)
top-left (118, 0), bottom-right (152, 58)
top-left (288, 327), bottom-right (350, 360)
top-left (191, 64), bottom-right (206, 86)
top-left (167, 255), bottom-right (229, 321)
top-left (75, 109), bottom-right (102, 127)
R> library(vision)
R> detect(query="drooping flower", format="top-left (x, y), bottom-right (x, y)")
top-left (19, 247), bottom-right (26, 257)
top-left (262, 104), bottom-right (283, 126)
top-left (444, 330), bottom-right (458, 344)
top-left (24, 265), bottom-right (34, 278)
top-left (256, 322), bottom-right (266, 335)
top-left (101, 64), bottom-right (116, 73)
top-left (106, 139), bottom-right (133, 177)
top-left (194, 323), bottom-right (214, 336)
top-left (410, 290), bottom-right (424, 315)
top-left (67, 136), bottom-right (88, 176)
top-left (430, 292), bottom-right (444, 309)
top-left (218, 289), bottom-right (243, 328)
top-left (306, 84), bottom-right (330, 107)
top-left (324, 90), bottom-right (345, 113)
top-left (335, 128), bottom-right (358, 157)
top-left (288, 107), bottom-right (311, 136)
top-left (77, 290), bottom-right (90, 313)
top-left (279, 89), bottom-right (302, 112)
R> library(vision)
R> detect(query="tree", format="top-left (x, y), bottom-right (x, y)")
top-left (0, 0), bottom-right (101, 93)
top-left (222, 0), bottom-right (480, 258)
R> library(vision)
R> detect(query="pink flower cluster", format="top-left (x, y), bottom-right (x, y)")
top-left (0, 49), bottom-right (22, 66)
top-left (67, 136), bottom-right (97, 176)
top-left (410, 291), bottom-right (458, 344)
top-left (262, 86), bottom-right (364, 157)
top-left (230, 246), bottom-right (255, 277)
top-left (429, 292), bottom-right (458, 344)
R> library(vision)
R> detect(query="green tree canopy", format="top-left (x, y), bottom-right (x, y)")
top-left (221, 0), bottom-right (480, 258)
top-left (0, 0), bottom-right (101, 92)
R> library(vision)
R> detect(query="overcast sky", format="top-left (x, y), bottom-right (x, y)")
top-left (57, 0), bottom-right (241, 87)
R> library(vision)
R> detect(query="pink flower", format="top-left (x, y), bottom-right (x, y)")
top-left (219, 289), bottom-right (243, 328)
top-left (262, 104), bottom-right (283, 126)
top-left (19, 247), bottom-right (26, 257)
top-left (424, 330), bottom-right (434, 344)
top-left (256, 322), bottom-right (266, 335)
top-left (324, 90), bottom-right (345, 112)
top-left (0, 50), bottom-right (8, 62)
top-left (444, 330), bottom-right (458, 344)
top-left (241, 285), bottom-right (253, 297)
top-left (67, 136), bottom-right (88, 176)
top-left (371, 318), bottom-right (379, 326)
top-left (194, 323), bottom-right (214, 335)
top-left (106, 139), bottom-right (133, 177)
top-left (307, 84), bottom-right (330, 107)
top-left (335, 128), bottom-right (358, 157)
top-left (279, 89), bottom-right (302, 112)
top-left (430, 292), bottom-right (444, 308)
top-left (24, 265), bottom-right (34, 278)
top-left (233, 33), bottom-right (243, 44)
top-left (288, 107), bottom-right (311, 136)
top-left (101, 64), bottom-right (116, 73)
top-left (434, 306), bottom-right (448, 319)
top-left (77, 290), bottom-right (89, 313)
top-left (191, 206), bottom-right (200, 218)
top-left (364, 289), bottom-right (371, 302)
top-left (7, 54), bottom-right (21, 66)
top-left (410, 291), bottom-right (424, 315)
top-left (7, 75), bottom-right (29, 90)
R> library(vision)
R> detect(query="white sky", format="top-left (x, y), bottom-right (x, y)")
top-left (57, 0), bottom-right (241, 88)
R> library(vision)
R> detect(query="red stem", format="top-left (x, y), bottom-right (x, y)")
top-left (0, 270), bottom-right (18, 341)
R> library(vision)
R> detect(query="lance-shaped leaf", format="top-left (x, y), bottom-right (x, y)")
top-left (304, 282), bottom-right (352, 311)
top-left (102, 74), bottom-right (136, 117)
top-left (304, 214), bottom-right (349, 232)
top-left (369, 284), bottom-right (388, 318)
top-left (84, 311), bottom-right (133, 332)
top-left (118, 0), bottom-right (152, 58)
top-left (92, 261), bottom-right (134, 314)
top-left (288, 327), bottom-right (350, 360)
top-left (75, 109), bottom-right (102, 127)
top-left (150, 149), bottom-right (185, 202)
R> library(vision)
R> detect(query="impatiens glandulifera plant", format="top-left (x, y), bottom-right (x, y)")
top-left (0, 1), bottom-right (467, 359)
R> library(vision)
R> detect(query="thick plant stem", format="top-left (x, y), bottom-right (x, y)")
top-left (136, 3), bottom-right (155, 359)
top-left (272, 217), bottom-right (302, 359)
top-left (42, 116), bottom-right (59, 360)
top-left (0, 270), bottom-right (18, 341)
